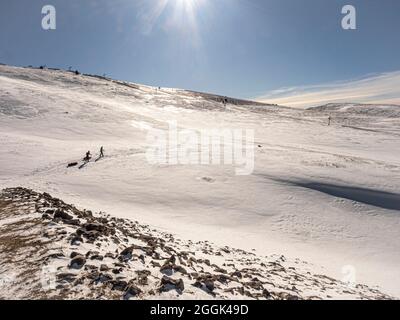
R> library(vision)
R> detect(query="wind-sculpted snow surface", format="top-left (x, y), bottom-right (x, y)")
top-left (0, 65), bottom-right (400, 297)
top-left (0, 188), bottom-right (393, 300)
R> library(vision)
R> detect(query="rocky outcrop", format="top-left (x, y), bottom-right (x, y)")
top-left (0, 187), bottom-right (394, 300)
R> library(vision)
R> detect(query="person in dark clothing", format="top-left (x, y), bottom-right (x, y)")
top-left (84, 150), bottom-right (91, 161)
top-left (100, 146), bottom-right (104, 158)
top-left (328, 116), bottom-right (332, 126)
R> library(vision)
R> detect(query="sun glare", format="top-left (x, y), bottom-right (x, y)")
top-left (137, 0), bottom-right (207, 44)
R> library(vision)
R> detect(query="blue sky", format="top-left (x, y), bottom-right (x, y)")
top-left (1, 0), bottom-right (399, 107)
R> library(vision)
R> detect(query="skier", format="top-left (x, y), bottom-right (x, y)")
top-left (84, 150), bottom-right (91, 161)
top-left (100, 146), bottom-right (104, 158)
top-left (328, 116), bottom-right (332, 126)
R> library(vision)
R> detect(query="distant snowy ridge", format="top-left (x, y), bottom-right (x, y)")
top-left (3, 64), bottom-right (278, 109)
top-left (308, 103), bottom-right (400, 117)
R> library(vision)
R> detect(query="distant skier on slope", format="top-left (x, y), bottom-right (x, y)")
top-left (328, 116), bottom-right (332, 126)
top-left (100, 146), bottom-right (104, 158)
top-left (84, 150), bottom-right (91, 161)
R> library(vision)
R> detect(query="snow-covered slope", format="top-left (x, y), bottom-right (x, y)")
top-left (309, 102), bottom-right (400, 117)
top-left (306, 103), bottom-right (400, 134)
top-left (1, 65), bottom-right (400, 298)
top-left (3, 187), bottom-right (391, 300)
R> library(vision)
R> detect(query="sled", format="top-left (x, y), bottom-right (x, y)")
top-left (67, 162), bottom-right (78, 168)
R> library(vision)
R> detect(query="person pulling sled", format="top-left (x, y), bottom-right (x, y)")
top-left (83, 150), bottom-right (92, 161)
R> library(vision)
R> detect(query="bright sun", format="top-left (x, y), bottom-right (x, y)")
top-left (139, 0), bottom-right (206, 38)
top-left (168, 0), bottom-right (202, 24)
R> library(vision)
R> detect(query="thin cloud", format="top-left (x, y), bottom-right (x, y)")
top-left (256, 71), bottom-right (400, 108)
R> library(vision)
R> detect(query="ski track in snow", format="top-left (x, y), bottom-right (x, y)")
top-left (1, 65), bottom-right (400, 297)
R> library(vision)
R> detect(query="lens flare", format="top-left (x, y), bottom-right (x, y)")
top-left (136, 0), bottom-right (207, 45)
